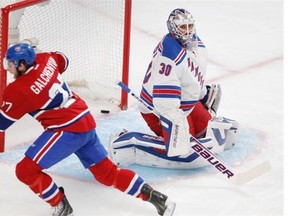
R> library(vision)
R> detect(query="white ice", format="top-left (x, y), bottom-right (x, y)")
top-left (0, 0), bottom-right (285, 215)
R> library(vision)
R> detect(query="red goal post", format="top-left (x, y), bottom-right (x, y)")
top-left (0, 0), bottom-right (132, 152)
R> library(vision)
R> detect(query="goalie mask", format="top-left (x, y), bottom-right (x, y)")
top-left (167, 8), bottom-right (195, 45)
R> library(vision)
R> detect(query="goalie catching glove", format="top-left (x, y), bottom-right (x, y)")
top-left (200, 84), bottom-right (222, 116)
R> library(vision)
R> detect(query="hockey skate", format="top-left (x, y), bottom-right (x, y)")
top-left (141, 184), bottom-right (176, 216)
top-left (51, 187), bottom-right (73, 216)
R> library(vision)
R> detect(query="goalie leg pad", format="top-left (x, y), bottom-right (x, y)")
top-left (108, 132), bottom-right (136, 166)
top-left (108, 131), bottom-right (166, 166)
top-left (109, 131), bottom-right (216, 169)
top-left (224, 118), bottom-right (239, 150)
top-left (205, 117), bottom-right (238, 153)
top-left (135, 137), bottom-right (215, 169)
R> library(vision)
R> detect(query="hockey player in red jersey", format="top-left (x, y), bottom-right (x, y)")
top-left (0, 43), bottom-right (175, 216)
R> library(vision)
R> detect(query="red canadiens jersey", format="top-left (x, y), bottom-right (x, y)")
top-left (0, 52), bottom-right (96, 132)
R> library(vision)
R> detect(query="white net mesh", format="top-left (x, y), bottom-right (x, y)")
top-left (16, 0), bottom-right (126, 101)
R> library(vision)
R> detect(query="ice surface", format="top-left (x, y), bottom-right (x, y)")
top-left (0, 0), bottom-right (284, 215)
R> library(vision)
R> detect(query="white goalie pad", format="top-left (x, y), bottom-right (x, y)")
top-left (224, 119), bottom-right (239, 150)
top-left (205, 117), bottom-right (239, 153)
top-left (108, 131), bottom-right (223, 169)
top-left (108, 131), bottom-right (165, 167)
top-left (160, 109), bottom-right (191, 157)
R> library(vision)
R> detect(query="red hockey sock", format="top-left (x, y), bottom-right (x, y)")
top-left (89, 157), bottom-right (137, 192)
top-left (137, 193), bottom-right (149, 201)
top-left (15, 156), bottom-right (63, 206)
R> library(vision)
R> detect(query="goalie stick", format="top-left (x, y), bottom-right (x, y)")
top-left (116, 80), bottom-right (271, 185)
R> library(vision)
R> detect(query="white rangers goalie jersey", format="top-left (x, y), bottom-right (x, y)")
top-left (139, 33), bottom-right (208, 116)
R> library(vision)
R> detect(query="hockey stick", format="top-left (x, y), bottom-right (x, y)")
top-left (116, 80), bottom-right (271, 185)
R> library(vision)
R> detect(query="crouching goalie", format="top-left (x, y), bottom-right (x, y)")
top-left (109, 8), bottom-right (239, 169)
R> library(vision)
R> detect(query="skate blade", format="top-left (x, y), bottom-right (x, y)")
top-left (163, 199), bottom-right (176, 216)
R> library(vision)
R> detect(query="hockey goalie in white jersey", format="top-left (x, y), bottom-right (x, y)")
top-left (109, 8), bottom-right (239, 169)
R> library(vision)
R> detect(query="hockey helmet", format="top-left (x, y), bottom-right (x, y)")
top-left (167, 8), bottom-right (195, 44)
top-left (5, 43), bottom-right (36, 67)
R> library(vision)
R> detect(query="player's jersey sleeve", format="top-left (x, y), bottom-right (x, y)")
top-left (0, 86), bottom-right (32, 131)
top-left (51, 52), bottom-right (69, 74)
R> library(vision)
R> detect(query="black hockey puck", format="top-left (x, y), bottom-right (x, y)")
top-left (101, 110), bottom-right (110, 114)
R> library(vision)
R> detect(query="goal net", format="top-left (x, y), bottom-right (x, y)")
top-left (0, 0), bottom-right (132, 152)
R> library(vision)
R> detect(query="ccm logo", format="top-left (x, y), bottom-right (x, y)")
top-left (192, 143), bottom-right (234, 179)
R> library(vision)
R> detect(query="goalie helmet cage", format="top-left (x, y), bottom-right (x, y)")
top-left (0, 0), bottom-right (132, 152)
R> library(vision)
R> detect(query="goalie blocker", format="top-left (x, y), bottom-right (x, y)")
top-left (160, 109), bottom-right (191, 157)
top-left (108, 116), bottom-right (238, 169)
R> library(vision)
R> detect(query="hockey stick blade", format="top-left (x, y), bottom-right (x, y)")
top-left (234, 160), bottom-right (271, 185)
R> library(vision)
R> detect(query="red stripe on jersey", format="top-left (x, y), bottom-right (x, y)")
top-left (153, 89), bottom-right (181, 95)
top-left (180, 104), bottom-right (195, 109)
top-left (174, 48), bottom-right (185, 64)
top-left (33, 131), bottom-right (63, 164)
top-left (141, 91), bottom-right (153, 104)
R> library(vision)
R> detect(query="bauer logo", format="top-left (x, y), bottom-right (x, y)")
top-left (192, 143), bottom-right (234, 179)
